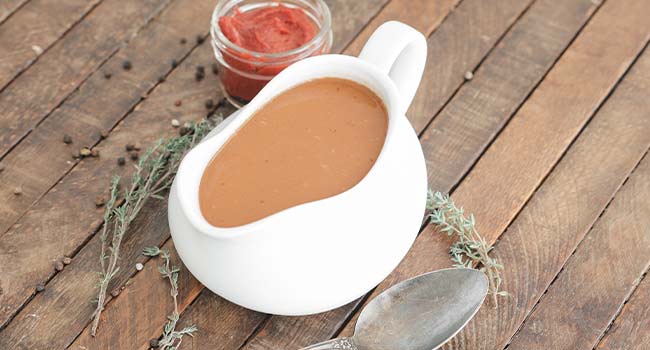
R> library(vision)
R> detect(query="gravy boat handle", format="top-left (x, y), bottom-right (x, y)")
top-left (358, 21), bottom-right (427, 115)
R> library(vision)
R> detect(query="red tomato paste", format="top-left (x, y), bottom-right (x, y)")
top-left (218, 5), bottom-right (320, 102)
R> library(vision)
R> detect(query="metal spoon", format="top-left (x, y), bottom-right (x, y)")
top-left (299, 268), bottom-right (488, 350)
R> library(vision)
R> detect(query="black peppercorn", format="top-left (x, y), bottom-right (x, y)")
top-left (196, 35), bottom-right (205, 45)
top-left (205, 99), bottom-right (214, 110)
top-left (122, 60), bottom-right (132, 70)
top-left (117, 157), bottom-right (126, 166)
top-left (171, 59), bottom-right (178, 68)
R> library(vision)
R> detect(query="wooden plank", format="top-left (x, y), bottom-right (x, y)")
top-left (0, 0), bottom-right (216, 323)
top-left (342, 0), bottom-right (460, 56)
top-left (0, 45), bottom-right (227, 347)
top-left (595, 274), bottom-right (650, 350)
top-left (238, 0), bottom-right (604, 348)
top-left (338, 0), bottom-right (650, 344)
top-left (0, 0), bottom-right (103, 91)
top-left (0, 1), bottom-right (386, 346)
top-left (70, 240), bottom-right (266, 350)
top-left (407, 0), bottom-right (537, 133)
top-left (327, 0), bottom-right (388, 53)
top-left (506, 141), bottom-right (650, 349)
top-left (442, 58), bottom-right (650, 350)
top-left (420, 0), bottom-right (600, 209)
top-left (173, 289), bottom-right (267, 350)
top-left (0, 0), bottom-right (172, 159)
top-left (0, 0), bottom-right (215, 254)
top-left (0, 0), bottom-right (28, 23)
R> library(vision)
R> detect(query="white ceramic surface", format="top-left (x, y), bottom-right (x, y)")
top-left (168, 21), bottom-right (428, 315)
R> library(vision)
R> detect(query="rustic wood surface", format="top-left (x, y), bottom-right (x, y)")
top-left (0, 0), bottom-right (649, 349)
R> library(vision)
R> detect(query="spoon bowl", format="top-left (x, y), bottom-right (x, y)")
top-left (301, 268), bottom-right (488, 350)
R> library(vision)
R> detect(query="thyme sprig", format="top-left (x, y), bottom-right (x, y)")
top-left (427, 190), bottom-right (507, 305)
top-left (91, 119), bottom-right (215, 336)
top-left (143, 246), bottom-right (197, 349)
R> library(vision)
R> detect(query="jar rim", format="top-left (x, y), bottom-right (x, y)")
top-left (210, 0), bottom-right (332, 60)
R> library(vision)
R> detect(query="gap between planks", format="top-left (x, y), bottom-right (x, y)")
top-left (0, 0), bottom-right (29, 24)
top-left (0, 0), bottom-right (106, 95)
top-left (593, 269), bottom-right (650, 350)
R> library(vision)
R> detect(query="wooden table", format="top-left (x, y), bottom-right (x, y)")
top-left (1, 0), bottom-right (650, 348)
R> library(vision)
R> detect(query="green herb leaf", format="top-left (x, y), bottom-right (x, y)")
top-left (427, 190), bottom-right (507, 306)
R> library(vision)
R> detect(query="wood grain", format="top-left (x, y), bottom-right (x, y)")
top-left (504, 47), bottom-right (650, 350)
top-left (0, 0), bottom-right (219, 325)
top-left (326, 0), bottom-right (388, 53)
top-left (339, 0), bottom-right (650, 343)
top-left (239, 0), bottom-right (603, 348)
top-left (596, 274), bottom-right (650, 350)
top-left (173, 289), bottom-right (268, 350)
top-left (342, 0), bottom-right (460, 56)
top-left (442, 86), bottom-right (650, 348)
top-left (421, 0), bottom-right (598, 195)
top-left (0, 1), bottom-right (387, 346)
top-left (0, 0), bottom-right (172, 160)
top-left (0, 0), bottom-right (215, 252)
top-left (3, 1), bottom-right (648, 349)
top-left (0, 0), bottom-right (102, 91)
top-left (0, 0), bottom-right (28, 23)
top-left (441, 16), bottom-right (650, 350)
top-left (0, 44), bottom-right (226, 347)
top-left (407, 0), bottom-right (537, 133)
top-left (444, 0), bottom-right (650, 246)
top-left (507, 131), bottom-right (650, 349)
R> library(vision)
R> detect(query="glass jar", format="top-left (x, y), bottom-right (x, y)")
top-left (210, 0), bottom-right (333, 107)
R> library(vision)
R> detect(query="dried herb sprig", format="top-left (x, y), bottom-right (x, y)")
top-left (427, 190), bottom-right (508, 305)
top-left (91, 119), bottom-right (215, 336)
top-left (143, 246), bottom-right (197, 349)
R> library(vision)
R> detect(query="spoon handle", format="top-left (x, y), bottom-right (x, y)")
top-left (299, 337), bottom-right (359, 350)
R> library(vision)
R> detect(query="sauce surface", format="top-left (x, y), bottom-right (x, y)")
top-left (218, 5), bottom-right (317, 53)
top-left (199, 78), bottom-right (388, 227)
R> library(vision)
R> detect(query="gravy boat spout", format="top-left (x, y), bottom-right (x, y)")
top-left (168, 21), bottom-right (428, 315)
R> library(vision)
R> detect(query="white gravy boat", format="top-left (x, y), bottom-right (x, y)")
top-left (169, 21), bottom-right (428, 315)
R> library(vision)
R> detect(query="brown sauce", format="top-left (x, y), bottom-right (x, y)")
top-left (199, 78), bottom-right (388, 227)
